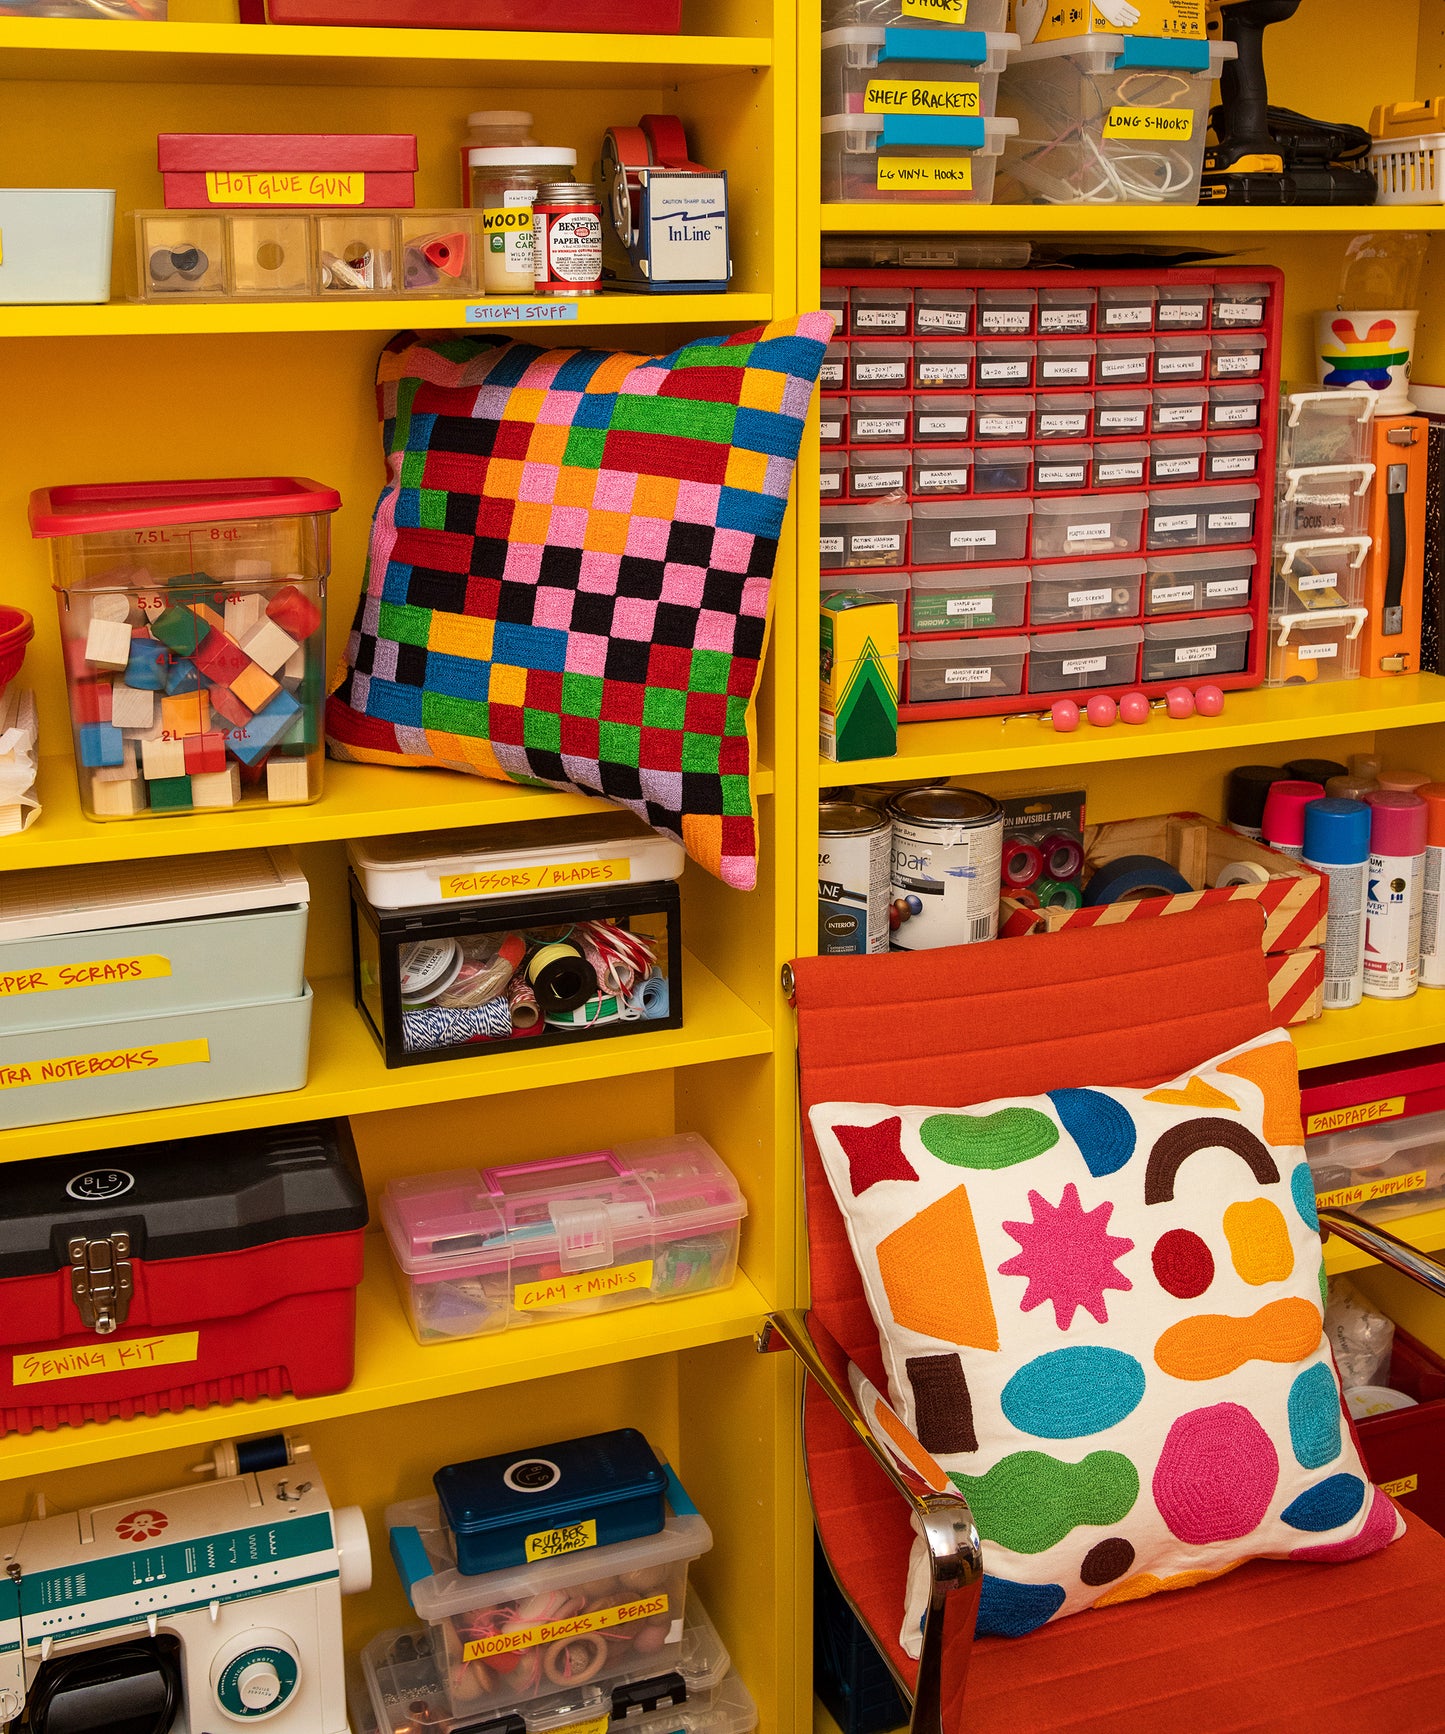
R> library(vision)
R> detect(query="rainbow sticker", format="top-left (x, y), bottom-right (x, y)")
top-left (1320, 317), bottom-right (1411, 393)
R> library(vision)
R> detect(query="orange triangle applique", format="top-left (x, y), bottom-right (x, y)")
top-left (1218, 1042), bottom-right (1306, 1147)
top-left (1145, 1077), bottom-right (1240, 1112)
top-left (878, 1186), bottom-right (1000, 1352)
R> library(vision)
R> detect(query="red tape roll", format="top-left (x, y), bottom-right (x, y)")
top-left (602, 124), bottom-right (650, 245)
top-left (1002, 840), bottom-right (1045, 891)
top-left (641, 112), bottom-right (707, 172)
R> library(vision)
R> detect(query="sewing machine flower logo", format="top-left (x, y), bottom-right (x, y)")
top-left (115, 1509), bottom-right (169, 1543)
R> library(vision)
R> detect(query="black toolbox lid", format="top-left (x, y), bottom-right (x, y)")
top-left (0, 1120), bottom-right (367, 1277)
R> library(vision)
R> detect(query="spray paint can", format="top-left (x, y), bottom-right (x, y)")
top-left (1261, 780), bottom-right (1325, 861)
top-left (1286, 757), bottom-right (1348, 786)
top-left (1364, 791), bottom-right (1428, 1000)
top-left (818, 801), bottom-right (891, 956)
top-left (1226, 765), bottom-right (1287, 840)
top-left (888, 788), bottom-right (1003, 952)
top-left (1377, 769), bottom-right (1431, 794)
top-left (1301, 798), bottom-right (1371, 1011)
top-left (1418, 784), bottom-right (1445, 990)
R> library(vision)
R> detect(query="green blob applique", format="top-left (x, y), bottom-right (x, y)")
top-left (949, 1451), bottom-right (1140, 1555)
top-left (921, 1107), bottom-right (1060, 1171)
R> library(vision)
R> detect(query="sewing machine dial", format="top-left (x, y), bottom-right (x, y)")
top-left (210, 1631), bottom-right (300, 1721)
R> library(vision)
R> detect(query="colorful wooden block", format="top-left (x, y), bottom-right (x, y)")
top-left (230, 662), bottom-right (281, 714)
top-left (84, 616), bottom-right (133, 671)
top-left (148, 775), bottom-right (194, 811)
top-left (89, 592), bottom-right (134, 624)
top-left (78, 722), bottom-right (124, 768)
top-left (152, 605), bottom-right (209, 656)
top-left (191, 600), bottom-right (226, 634)
top-left (266, 582), bottom-right (323, 641)
top-left (265, 757), bottom-right (312, 804)
top-left (229, 687), bottom-right (301, 766)
top-left (209, 684), bottom-right (254, 729)
top-left (183, 731), bottom-right (227, 776)
top-left (160, 691), bottom-right (211, 738)
top-left (234, 558), bottom-right (272, 582)
top-left (282, 643), bottom-right (307, 684)
top-left (90, 773), bottom-right (145, 817)
top-left (72, 680), bottom-right (112, 726)
top-left (164, 658), bottom-right (203, 696)
top-left (63, 635), bottom-right (92, 681)
top-left (239, 618), bottom-right (301, 677)
top-left (191, 628), bottom-right (252, 687)
top-left (93, 740), bottom-right (138, 783)
top-left (124, 635), bottom-right (169, 692)
top-left (225, 592), bottom-right (266, 641)
top-left (238, 757), bottom-right (267, 788)
top-left (191, 763), bottom-right (242, 808)
top-left (140, 735), bottom-right (187, 780)
top-left (110, 683), bottom-right (156, 730)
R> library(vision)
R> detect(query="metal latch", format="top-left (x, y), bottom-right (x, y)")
top-left (69, 1233), bottom-right (133, 1335)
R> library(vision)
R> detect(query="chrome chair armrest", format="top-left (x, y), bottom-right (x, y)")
top-left (1320, 1208), bottom-right (1445, 1300)
top-left (759, 1309), bottom-right (983, 1734)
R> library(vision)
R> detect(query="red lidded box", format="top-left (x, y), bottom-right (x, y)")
top-left (0, 1119), bottom-right (367, 1436)
top-left (1300, 1043), bottom-right (1445, 1136)
top-left (241, 0), bottom-right (680, 32)
top-left (158, 133), bottom-right (419, 209)
top-left (1354, 1329), bottom-right (1445, 1537)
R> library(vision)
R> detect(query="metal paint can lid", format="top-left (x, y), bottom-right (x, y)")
top-left (887, 787), bottom-right (1001, 831)
top-left (820, 800), bottom-right (889, 837)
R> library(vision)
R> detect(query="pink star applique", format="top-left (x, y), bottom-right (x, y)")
top-left (834, 1118), bottom-right (919, 1196)
top-left (998, 1183), bottom-right (1134, 1330)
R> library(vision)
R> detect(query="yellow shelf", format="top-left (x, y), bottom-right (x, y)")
top-left (0, 963), bottom-right (773, 1166)
top-left (2, 754), bottom-right (773, 871)
top-left (0, 293), bottom-right (773, 340)
top-left (1293, 992), bottom-right (1445, 1071)
top-left (820, 205), bottom-right (1445, 235)
top-left (0, 1240), bottom-right (770, 1483)
top-left (820, 674), bottom-right (1445, 787)
top-left (1323, 1206), bottom-right (1445, 1277)
top-left (0, 18), bottom-right (771, 86)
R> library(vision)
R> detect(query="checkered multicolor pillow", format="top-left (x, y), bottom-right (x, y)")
top-left (326, 319), bottom-right (831, 889)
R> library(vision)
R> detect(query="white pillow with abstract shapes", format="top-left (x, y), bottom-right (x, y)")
top-left (808, 1030), bottom-right (1402, 1654)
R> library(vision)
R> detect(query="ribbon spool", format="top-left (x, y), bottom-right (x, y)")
top-left (1037, 878), bottom-right (1084, 910)
top-left (601, 113), bottom-right (706, 249)
top-left (1215, 861), bottom-right (1272, 888)
top-left (1041, 834), bottom-right (1085, 881)
top-left (1082, 855), bottom-right (1194, 908)
top-left (527, 941), bottom-right (598, 1015)
top-left (1001, 839), bottom-right (1045, 891)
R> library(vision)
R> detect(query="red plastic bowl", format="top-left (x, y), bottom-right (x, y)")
top-left (0, 607), bottom-right (34, 700)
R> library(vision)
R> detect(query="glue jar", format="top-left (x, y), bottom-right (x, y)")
top-left (469, 145), bottom-right (578, 295)
top-left (534, 182), bottom-right (604, 297)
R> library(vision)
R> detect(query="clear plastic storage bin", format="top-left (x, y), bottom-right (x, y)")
top-left (1034, 445), bottom-right (1093, 491)
top-left (850, 341), bottom-right (913, 389)
top-left (997, 35), bottom-right (1235, 205)
top-left (1093, 440), bottom-right (1148, 487)
top-left (914, 285), bottom-right (975, 333)
top-left (1096, 335), bottom-right (1153, 384)
top-left (1212, 280), bottom-right (1272, 328)
top-left (1277, 465), bottom-right (1376, 541)
top-left (915, 341), bottom-right (975, 388)
top-left (1153, 387), bottom-right (1209, 432)
top-left (908, 565), bottom-right (1028, 633)
top-left (1273, 537), bottom-right (1371, 612)
top-left (1037, 339), bottom-right (1095, 385)
top-left (850, 394), bottom-right (911, 443)
top-left (1146, 484), bottom-right (1258, 551)
top-left (1094, 390), bottom-right (1151, 435)
top-left (905, 634), bottom-right (1027, 702)
top-left (31, 477), bottom-right (337, 821)
top-left (1099, 284), bottom-right (1156, 330)
top-left (820, 341), bottom-right (847, 389)
top-left (1268, 608), bottom-right (1367, 685)
top-left (1157, 283), bottom-right (1212, 330)
top-left (1206, 433), bottom-right (1264, 481)
top-left (1154, 335), bottom-right (1210, 382)
top-left (1150, 438), bottom-right (1205, 485)
top-left (819, 398), bottom-right (848, 446)
top-left (821, 114), bottom-right (1018, 203)
top-left (1211, 332), bottom-right (1268, 379)
top-left (911, 446), bottom-right (974, 496)
top-left (914, 394), bottom-right (975, 442)
top-left (821, 501), bottom-right (910, 569)
top-left (1032, 490), bottom-right (1145, 558)
top-left (1208, 383), bottom-right (1265, 430)
top-left (1141, 614), bottom-right (1252, 682)
top-left (381, 1136), bottom-right (745, 1344)
top-left (976, 339), bottom-right (1035, 387)
top-left (843, 570), bottom-right (910, 632)
top-left (1281, 389), bottom-right (1376, 468)
top-left (849, 448), bottom-right (913, 497)
top-left (1145, 549), bottom-right (1256, 616)
top-left (971, 445), bottom-right (1034, 495)
top-left (1030, 558), bottom-right (1142, 625)
top-left (977, 286), bottom-right (1036, 335)
top-left (1037, 392), bottom-right (1093, 439)
top-left (976, 394), bottom-right (1034, 440)
top-left (913, 497), bottom-right (1031, 563)
top-left (820, 451), bottom-right (847, 499)
top-left (1306, 1108), bottom-right (1445, 1224)
top-left (850, 285), bottom-right (912, 333)
top-left (1027, 625), bottom-right (1142, 694)
top-left (820, 27), bottom-right (1015, 119)
top-left (1038, 284), bottom-right (1096, 334)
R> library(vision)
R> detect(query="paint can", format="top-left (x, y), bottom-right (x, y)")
top-left (888, 788), bottom-right (1003, 951)
top-left (818, 801), bottom-right (890, 956)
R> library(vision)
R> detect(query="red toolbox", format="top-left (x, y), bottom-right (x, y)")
top-left (0, 1120), bottom-right (367, 1436)
top-left (238, 0), bottom-right (681, 31)
top-left (158, 133), bottom-right (419, 209)
top-left (1355, 1329), bottom-right (1445, 1537)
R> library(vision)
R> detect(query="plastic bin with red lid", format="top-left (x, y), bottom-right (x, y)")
top-left (29, 477), bottom-right (339, 823)
top-left (382, 1134), bottom-right (747, 1344)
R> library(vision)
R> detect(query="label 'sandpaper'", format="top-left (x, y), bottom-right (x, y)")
top-left (1305, 1096), bottom-right (1406, 1136)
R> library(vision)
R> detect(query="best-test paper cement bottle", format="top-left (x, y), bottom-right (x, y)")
top-left (1364, 791), bottom-right (1428, 1000)
top-left (1302, 798), bottom-right (1371, 1011)
top-left (1419, 784), bottom-right (1445, 989)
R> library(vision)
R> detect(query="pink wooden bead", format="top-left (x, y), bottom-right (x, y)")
top-left (1086, 695), bottom-right (1118, 728)
top-left (1195, 684), bottom-right (1226, 717)
top-left (1051, 700), bottom-right (1081, 733)
top-left (1119, 691), bottom-right (1150, 725)
top-left (1165, 686), bottom-right (1196, 720)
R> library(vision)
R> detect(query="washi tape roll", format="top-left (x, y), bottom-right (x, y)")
top-left (1002, 839), bottom-right (1045, 891)
top-left (1041, 834), bottom-right (1085, 881)
top-left (1215, 860), bottom-right (1273, 888)
top-left (1037, 878), bottom-right (1084, 910)
top-left (507, 973), bottom-right (540, 1031)
top-left (1082, 854), bottom-right (1194, 907)
top-left (399, 938), bottom-right (462, 1006)
top-left (527, 941), bottom-right (598, 1014)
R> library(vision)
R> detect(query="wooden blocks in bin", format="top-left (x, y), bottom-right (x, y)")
top-left (1000, 813), bottom-right (1328, 1025)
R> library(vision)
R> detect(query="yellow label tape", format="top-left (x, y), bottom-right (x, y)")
top-left (482, 208), bottom-right (534, 233)
top-left (902, 0), bottom-right (967, 15)
top-left (462, 1594), bottom-right (669, 1662)
top-left (204, 170), bottom-right (365, 205)
top-left (0, 1039), bottom-right (210, 1092)
top-left (441, 858), bottom-right (632, 899)
top-left (515, 1259), bottom-right (654, 1312)
top-left (1103, 106), bottom-right (1195, 141)
top-left (553, 1720), bottom-right (608, 1734)
top-left (525, 1520), bottom-right (598, 1562)
top-left (0, 956), bottom-right (172, 998)
top-left (1381, 1475), bottom-right (1419, 1499)
top-left (1306, 1097), bottom-right (1407, 1136)
top-left (1030, 0), bottom-right (1204, 39)
top-left (864, 79), bottom-right (980, 116)
top-left (1315, 1170), bottom-right (1428, 1210)
top-left (876, 156), bottom-right (974, 192)
top-left (14, 1332), bottom-right (200, 1387)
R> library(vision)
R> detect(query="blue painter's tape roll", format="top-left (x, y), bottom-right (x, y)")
top-left (1082, 854), bottom-right (1194, 908)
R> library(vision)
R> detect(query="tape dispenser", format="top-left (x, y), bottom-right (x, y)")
top-left (600, 114), bottom-right (731, 292)
top-left (0, 1432), bottom-right (369, 1733)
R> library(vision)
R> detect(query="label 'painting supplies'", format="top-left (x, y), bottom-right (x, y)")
top-left (1261, 780), bottom-right (1325, 861)
top-left (1420, 784), bottom-right (1445, 990)
top-left (1364, 791), bottom-right (1428, 1001)
top-left (1302, 798), bottom-right (1371, 1011)
top-left (887, 787), bottom-right (1003, 952)
top-left (818, 801), bottom-right (890, 956)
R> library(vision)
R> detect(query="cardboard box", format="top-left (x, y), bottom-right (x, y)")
top-left (158, 134), bottom-right (418, 210)
top-left (820, 591), bottom-right (898, 764)
top-left (1010, 0), bottom-right (1206, 41)
top-left (1001, 812), bottom-right (1327, 1024)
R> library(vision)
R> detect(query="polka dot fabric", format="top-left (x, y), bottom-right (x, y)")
top-left (808, 1029), bottom-right (1402, 1655)
top-left (325, 318), bottom-right (832, 891)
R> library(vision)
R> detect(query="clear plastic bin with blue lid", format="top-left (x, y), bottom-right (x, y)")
top-left (382, 1133), bottom-right (746, 1344)
top-left (821, 26), bottom-right (1017, 118)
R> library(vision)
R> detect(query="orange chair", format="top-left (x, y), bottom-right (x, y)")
top-left (764, 904), bottom-right (1445, 1733)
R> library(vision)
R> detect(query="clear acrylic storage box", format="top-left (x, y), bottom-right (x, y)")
top-left (1277, 465), bottom-right (1376, 541)
top-left (1273, 537), bottom-right (1371, 613)
top-left (1141, 614), bottom-right (1253, 682)
top-left (904, 634), bottom-right (1027, 702)
top-left (908, 565), bottom-right (1028, 633)
top-left (821, 27), bottom-right (1016, 118)
top-left (1281, 389), bottom-right (1376, 468)
top-left (821, 114), bottom-right (1018, 204)
top-left (1031, 558), bottom-right (1142, 625)
top-left (1268, 607), bottom-right (1368, 685)
top-left (382, 1135), bottom-right (746, 1345)
top-left (821, 501), bottom-right (910, 569)
top-left (849, 448), bottom-right (913, 497)
top-left (1027, 625), bottom-right (1142, 694)
top-left (1145, 549), bottom-right (1257, 616)
top-left (1307, 1108), bottom-right (1445, 1225)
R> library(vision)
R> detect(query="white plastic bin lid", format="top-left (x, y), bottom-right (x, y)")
top-left (1143, 614), bottom-right (1253, 641)
top-left (911, 564), bottom-right (1028, 591)
top-left (821, 113), bottom-right (1019, 148)
top-left (911, 634), bottom-right (1026, 661)
top-left (1030, 626), bottom-right (1144, 652)
top-left (348, 813), bottom-right (684, 908)
top-left (1011, 31), bottom-right (1235, 72)
top-left (0, 846), bottom-right (307, 941)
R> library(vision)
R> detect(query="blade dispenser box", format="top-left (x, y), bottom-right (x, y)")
top-left (347, 815), bottom-right (683, 1069)
top-left (387, 1446), bottom-right (711, 1718)
top-left (0, 1120), bottom-right (367, 1437)
top-left (381, 1136), bottom-right (746, 1345)
top-left (158, 133), bottom-right (419, 209)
